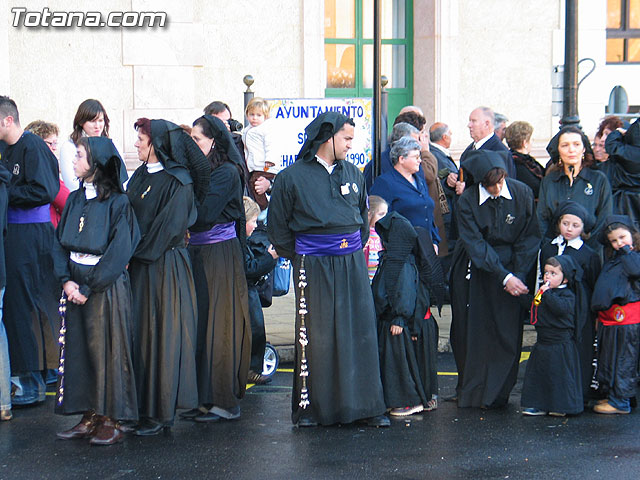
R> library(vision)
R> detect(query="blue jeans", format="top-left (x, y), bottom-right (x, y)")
top-left (0, 288), bottom-right (11, 411)
top-left (608, 394), bottom-right (631, 412)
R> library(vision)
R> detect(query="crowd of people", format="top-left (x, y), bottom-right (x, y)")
top-left (0, 92), bottom-right (639, 445)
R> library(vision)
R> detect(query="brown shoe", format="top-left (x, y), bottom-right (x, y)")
top-left (247, 370), bottom-right (272, 385)
top-left (57, 411), bottom-right (98, 440)
top-left (593, 402), bottom-right (630, 415)
top-left (1, 409), bottom-right (12, 421)
top-left (90, 417), bottom-right (124, 446)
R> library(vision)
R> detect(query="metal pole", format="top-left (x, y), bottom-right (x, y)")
top-left (380, 75), bottom-right (389, 154)
top-left (373, 0), bottom-right (382, 178)
top-left (243, 75), bottom-right (255, 127)
top-left (560, 0), bottom-right (580, 128)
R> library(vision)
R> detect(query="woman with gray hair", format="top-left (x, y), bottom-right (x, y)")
top-left (370, 136), bottom-right (440, 249)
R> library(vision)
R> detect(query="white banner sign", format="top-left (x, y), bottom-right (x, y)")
top-left (266, 97), bottom-right (372, 170)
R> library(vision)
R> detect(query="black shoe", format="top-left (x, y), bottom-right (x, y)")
top-left (134, 419), bottom-right (169, 436)
top-left (361, 415), bottom-right (390, 427)
top-left (295, 417), bottom-right (318, 428)
top-left (247, 370), bottom-right (272, 385)
top-left (116, 420), bottom-right (137, 433)
top-left (443, 395), bottom-right (458, 403)
top-left (193, 412), bottom-right (222, 423)
top-left (179, 407), bottom-right (207, 419)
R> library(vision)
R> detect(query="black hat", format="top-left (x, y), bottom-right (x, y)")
top-left (625, 117), bottom-right (640, 146)
top-left (297, 112), bottom-right (351, 162)
top-left (462, 150), bottom-right (508, 184)
top-left (198, 115), bottom-right (244, 168)
top-left (85, 137), bottom-right (128, 192)
top-left (546, 126), bottom-right (594, 164)
top-left (552, 200), bottom-right (596, 234)
top-left (147, 119), bottom-right (210, 203)
top-left (549, 254), bottom-right (583, 285)
top-left (599, 214), bottom-right (638, 245)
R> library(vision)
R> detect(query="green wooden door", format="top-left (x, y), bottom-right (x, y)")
top-left (324, 0), bottom-right (413, 131)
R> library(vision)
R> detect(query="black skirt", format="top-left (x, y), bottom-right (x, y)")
top-left (4, 222), bottom-right (59, 373)
top-left (188, 238), bottom-right (251, 409)
top-left (596, 323), bottom-right (640, 399)
top-left (55, 262), bottom-right (138, 420)
top-left (129, 247), bottom-right (199, 423)
top-left (292, 252), bottom-right (386, 425)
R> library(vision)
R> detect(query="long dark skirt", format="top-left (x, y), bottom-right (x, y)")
top-left (292, 252), bottom-right (386, 425)
top-left (189, 238), bottom-right (251, 409)
top-left (450, 255), bottom-right (523, 408)
top-left (521, 339), bottom-right (583, 414)
top-left (129, 247), bottom-right (198, 424)
top-left (596, 323), bottom-right (640, 399)
top-left (378, 322), bottom-right (427, 408)
top-left (55, 263), bottom-right (138, 420)
top-left (4, 222), bottom-right (59, 373)
top-left (414, 315), bottom-right (439, 401)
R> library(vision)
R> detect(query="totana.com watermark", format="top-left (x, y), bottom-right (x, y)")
top-left (11, 7), bottom-right (168, 28)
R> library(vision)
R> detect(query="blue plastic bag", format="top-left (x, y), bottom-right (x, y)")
top-left (272, 258), bottom-right (291, 296)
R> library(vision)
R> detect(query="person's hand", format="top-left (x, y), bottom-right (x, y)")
top-left (539, 283), bottom-right (551, 294)
top-left (267, 244), bottom-right (278, 259)
top-left (504, 276), bottom-right (529, 296)
top-left (390, 325), bottom-right (403, 335)
top-left (455, 181), bottom-right (465, 196)
top-left (617, 127), bottom-right (627, 135)
top-left (63, 281), bottom-right (80, 298)
top-left (446, 172), bottom-right (458, 188)
top-left (70, 292), bottom-right (88, 305)
top-left (418, 132), bottom-right (430, 151)
top-left (254, 176), bottom-right (271, 195)
top-left (433, 244), bottom-right (439, 255)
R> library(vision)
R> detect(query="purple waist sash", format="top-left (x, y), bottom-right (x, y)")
top-left (189, 222), bottom-right (236, 246)
top-left (295, 231), bottom-right (362, 256)
top-left (7, 205), bottom-right (51, 224)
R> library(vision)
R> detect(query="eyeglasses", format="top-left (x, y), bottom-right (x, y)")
top-left (44, 140), bottom-right (58, 148)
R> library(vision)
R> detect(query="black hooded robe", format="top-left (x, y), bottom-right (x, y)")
top-left (267, 112), bottom-right (386, 425)
top-left (188, 115), bottom-right (251, 411)
top-left (0, 131), bottom-right (59, 375)
top-left (450, 178), bottom-right (540, 408)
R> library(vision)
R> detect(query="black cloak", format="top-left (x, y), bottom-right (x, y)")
top-left (85, 137), bottom-right (129, 190)
top-left (546, 127), bottom-right (595, 165)
top-left (296, 112), bottom-right (350, 163)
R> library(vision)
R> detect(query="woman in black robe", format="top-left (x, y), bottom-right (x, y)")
top-left (127, 118), bottom-right (209, 435)
top-left (182, 115), bottom-right (251, 422)
top-left (53, 137), bottom-right (140, 445)
top-left (449, 150), bottom-right (540, 408)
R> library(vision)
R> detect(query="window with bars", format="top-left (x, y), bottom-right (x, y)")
top-left (607, 0), bottom-right (640, 63)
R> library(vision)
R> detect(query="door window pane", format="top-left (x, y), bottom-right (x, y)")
top-left (607, 38), bottom-right (625, 62)
top-left (607, 0), bottom-right (622, 29)
top-left (325, 0), bottom-right (355, 39)
top-left (630, 0), bottom-right (640, 28)
top-left (629, 38), bottom-right (640, 62)
top-left (363, 0), bottom-right (406, 39)
top-left (326, 44), bottom-right (356, 88)
top-left (363, 44), bottom-right (406, 88)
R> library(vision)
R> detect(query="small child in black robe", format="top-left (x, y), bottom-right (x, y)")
top-left (591, 215), bottom-right (640, 415)
top-left (521, 255), bottom-right (583, 416)
top-left (243, 197), bottom-right (277, 385)
top-left (538, 201), bottom-right (601, 400)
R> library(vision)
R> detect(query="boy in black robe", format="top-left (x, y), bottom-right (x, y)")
top-left (449, 150), bottom-right (540, 408)
top-left (268, 112), bottom-right (388, 427)
top-left (0, 96), bottom-right (59, 406)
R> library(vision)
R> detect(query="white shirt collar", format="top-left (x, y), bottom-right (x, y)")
top-left (478, 182), bottom-right (512, 205)
top-left (316, 155), bottom-right (336, 174)
top-left (551, 234), bottom-right (583, 254)
top-left (84, 182), bottom-right (97, 200)
top-left (474, 132), bottom-right (495, 150)
top-left (146, 162), bottom-right (165, 174)
top-left (430, 142), bottom-right (450, 157)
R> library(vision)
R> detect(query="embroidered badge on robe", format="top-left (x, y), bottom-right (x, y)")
top-left (141, 185), bottom-right (151, 199)
top-left (505, 214), bottom-right (515, 224)
top-left (352, 183), bottom-right (359, 193)
top-left (12, 164), bottom-right (19, 175)
top-left (340, 183), bottom-right (350, 195)
top-left (340, 238), bottom-right (349, 249)
top-left (584, 183), bottom-right (593, 195)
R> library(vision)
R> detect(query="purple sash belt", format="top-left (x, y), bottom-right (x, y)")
top-left (7, 205), bottom-right (50, 224)
top-left (295, 231), bottom-right (362, 256)
top-left (189, 222), bottom-right (236, 246)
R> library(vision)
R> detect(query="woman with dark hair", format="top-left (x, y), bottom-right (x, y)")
top-left (449, 150), bottom-right (540, 409)
top-left (126, 118), bottom-right (208, 436)
top-left (505, 121), bottom-right (545, 200)
top-left (538, 126), bottom-right (612, 250)
top-left (181, 115), bottom-right (251, 422)
top-left (52, 137), bottom-right (139, 445)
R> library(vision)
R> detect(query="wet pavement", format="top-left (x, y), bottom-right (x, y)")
top-left (2, 353), bottom-right (640, 480)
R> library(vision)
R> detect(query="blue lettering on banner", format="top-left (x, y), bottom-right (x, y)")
top-left (281, 154), bottom-right (297, 167)
top-left (346, 152), bottom-right (367, 166)
top-left (275, 104), bottom-right (365, 120)
top-left (297, 132), bottom-right (307, 144)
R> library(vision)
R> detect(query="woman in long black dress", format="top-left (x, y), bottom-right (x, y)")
top-left (127, 118), bottom-right (209, 435)
top-left (183, 115), bottom-right (251, 422)
top-left (53, 137), bottom-right (140, 445)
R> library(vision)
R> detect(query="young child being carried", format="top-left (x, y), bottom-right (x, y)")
top-left (363, 195), bottom-right (388, 283)
top-left (243, 197), bottom-right (278, 385)
top-left (539, 201), bottom-right (601, 401)
top-left (521, 255), bottom-right (584, 417)
top-left (591, 215), bottom-right (640, 415)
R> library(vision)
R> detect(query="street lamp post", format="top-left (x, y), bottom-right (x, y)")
top-left (373, 0), bottom-right (382, 177)
top-left (560, 0), bottom-right (580, 128)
